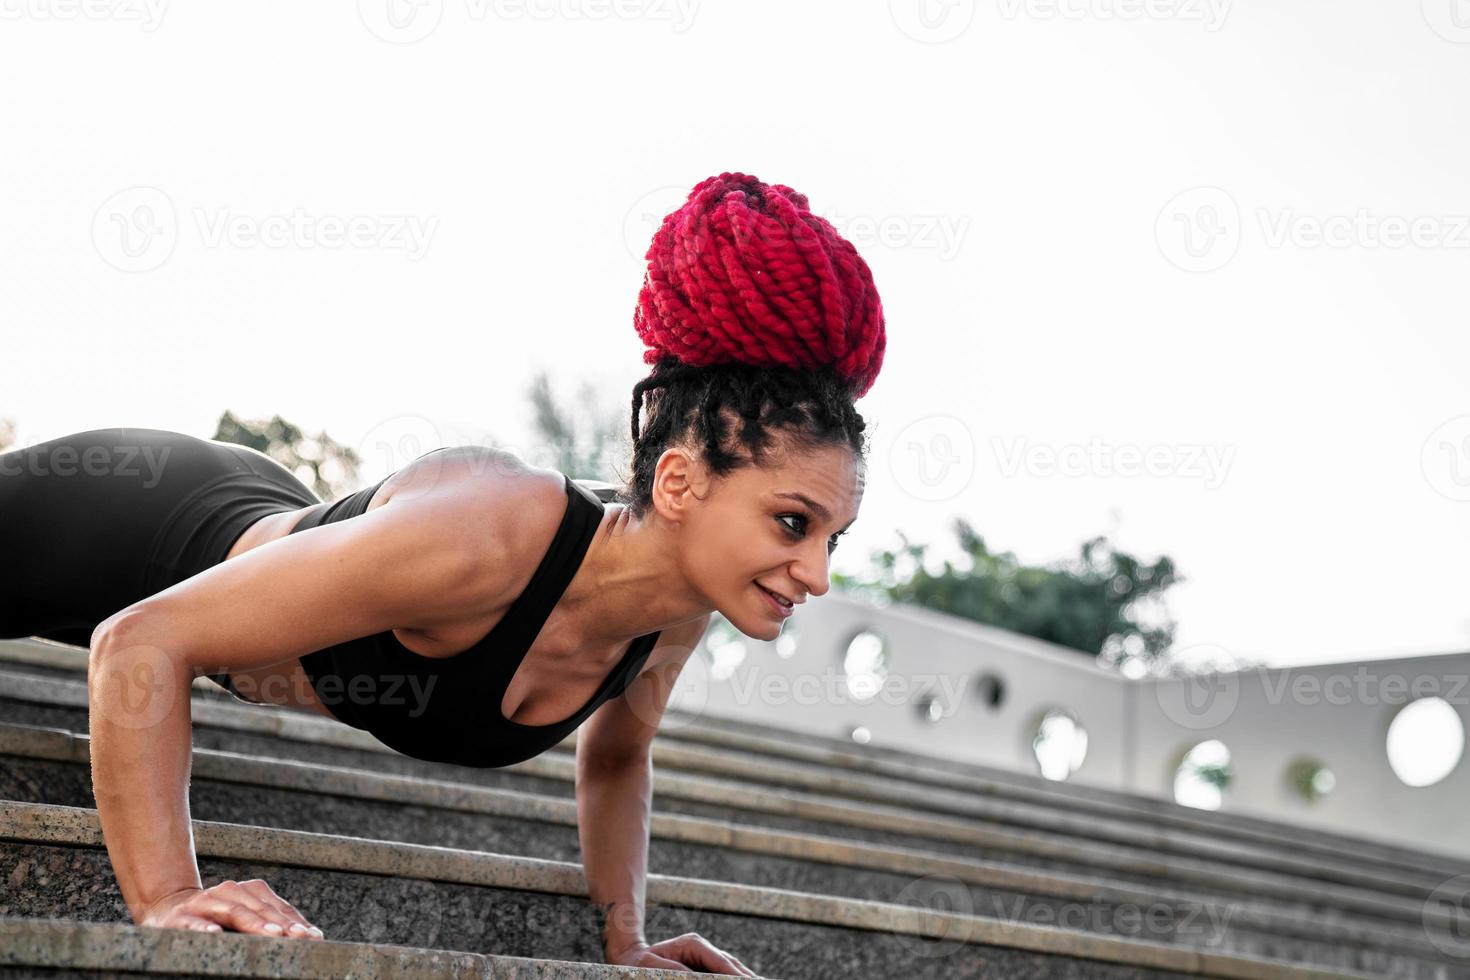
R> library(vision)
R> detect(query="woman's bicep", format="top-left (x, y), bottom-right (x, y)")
top-left (97, 499), bottom-right (496, 676)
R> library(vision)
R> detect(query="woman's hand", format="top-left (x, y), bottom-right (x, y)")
top-left (608, 934), bottom-right (759, 976)
top-left (138, 879), bottom-right (324, 939)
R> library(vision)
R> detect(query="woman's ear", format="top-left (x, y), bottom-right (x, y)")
top-left (651, 448), bottom-right (705, 525)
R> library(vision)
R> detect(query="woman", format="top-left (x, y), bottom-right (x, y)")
top-left (0, 172), bottom-right (884, 974)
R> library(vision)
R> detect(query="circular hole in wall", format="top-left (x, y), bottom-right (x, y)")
top-left (1386, 697), bottom-right (1465, 788)
top-left (1285, 758), bottom-right (1336, 804)
top-left (843, 630), bottom-right (889, 703)
top-left (1031, 708), bottom-right (1088, 781)
top-left (1174, 739), bottom-right (1233, 810)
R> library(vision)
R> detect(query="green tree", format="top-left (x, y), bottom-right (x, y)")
top-left (211, 410), bottom-right (361, 501)
top-left (524, 370), bottom-right (627, 483)
top-left (833, 521), bottom-right (1184, 674)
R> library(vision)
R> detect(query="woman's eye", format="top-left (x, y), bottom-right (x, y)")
top-left (777, 514), bottom-right (805, 536)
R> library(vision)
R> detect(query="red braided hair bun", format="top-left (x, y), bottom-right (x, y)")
top-left (633, 172), bottom-right (887, 400)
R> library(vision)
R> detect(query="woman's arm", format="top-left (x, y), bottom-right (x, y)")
top-left (575, 746), bottom-right (656, 960)
top-left (573, 614), bottom-right (756, 975)
top-left (87, 487), bottom-right (517, 935)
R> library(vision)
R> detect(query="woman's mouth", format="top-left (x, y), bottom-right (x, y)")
top-left (757, 583), bottom-right (794, 617)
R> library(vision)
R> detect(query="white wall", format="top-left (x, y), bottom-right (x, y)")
top-left (675, 591), bottom-right (1470, 857)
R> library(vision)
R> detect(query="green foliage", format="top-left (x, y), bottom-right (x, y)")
top-left (211, 410), bottom-right (361, 501)
top-left (834, 519), bottom-right (1183, 672)
top-left (1190, 760), bottom-right (1233, 790)
top-left (525, 371), bottom-right (626, 482)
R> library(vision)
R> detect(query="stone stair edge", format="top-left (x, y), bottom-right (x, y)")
top-left (0, 914), bottom-right (710, 979)
top-left (5, 636), bottom-right (1459, 879)
top-left (0, 719), bottom-right (1444, 959)
top-left (0, 801), bottom-right (1389, 980)
top-left (0, 665), bottom-right (1452, 911)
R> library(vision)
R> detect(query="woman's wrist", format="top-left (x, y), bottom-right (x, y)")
top-left (132, 883), bottom-right (203, 924)
top-left (593, 900), bottom-right (646, 961)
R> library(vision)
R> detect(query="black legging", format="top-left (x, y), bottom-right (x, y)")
top-left (0, 427), bottom-right (319, 652)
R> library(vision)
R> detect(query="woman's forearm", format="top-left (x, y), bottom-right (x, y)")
top-left (88, 621), bottom-right (203, 922)
top-left (575, 749), bottom-right (654, 960)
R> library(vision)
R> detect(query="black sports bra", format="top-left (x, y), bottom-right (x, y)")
top-left (294, 467), bottom-right (662, 768)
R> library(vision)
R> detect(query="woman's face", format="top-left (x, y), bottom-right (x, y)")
top-left (663, 442), bottom-right (863, 640)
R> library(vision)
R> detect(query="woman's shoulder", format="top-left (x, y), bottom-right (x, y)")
top-left (374, 446), bottom-right (563, 552)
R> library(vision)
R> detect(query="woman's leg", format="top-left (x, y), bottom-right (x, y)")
top-left (0, 427), bottom-right (317, 647)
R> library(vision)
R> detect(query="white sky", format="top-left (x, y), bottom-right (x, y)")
top-left (2, 0), bottom-right (1467, 669)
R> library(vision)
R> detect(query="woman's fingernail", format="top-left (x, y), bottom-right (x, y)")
top-left (310, 927), bottom-right (324, 938)
top-left (264, 923), bottom-right (283, 934)
top-left (288, 923), bottom-right (307, 934)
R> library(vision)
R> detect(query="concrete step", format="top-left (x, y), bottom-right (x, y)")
top-left (0, 664), bottom-right (1456, 930)
top-left (0, 915), bottom-right (701, 978)
top-left (0, 800), bottom-right (1397, 980)
top-left (1, 720), bottom-right (1460, 979)
top-left (659, 685), bottom-right (1470, 880)
top-left (3, 638), bottom-right (1458, 896)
